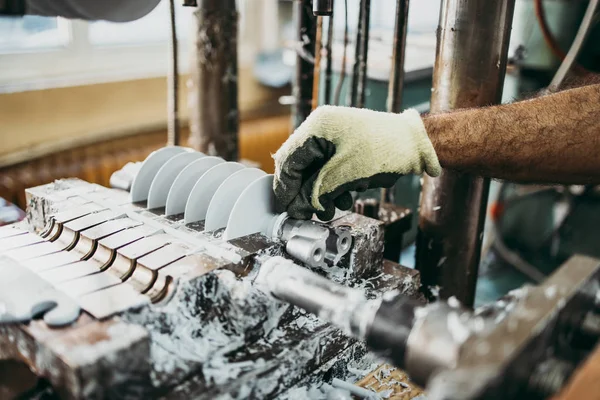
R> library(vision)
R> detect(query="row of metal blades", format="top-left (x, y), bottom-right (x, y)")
top-left (130, 146), bottom-right (278, 241)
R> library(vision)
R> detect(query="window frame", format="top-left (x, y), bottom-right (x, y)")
top-left (0, 16), bottom-right (191, 94)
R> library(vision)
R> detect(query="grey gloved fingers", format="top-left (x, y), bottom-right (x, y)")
top-left (286, 172), bottom-right (328, 220)
top-left (274, 136), bottom-right (336, 215)
top-left (333, 192), bottom-right (354, 211)
top-left (315, 198), bottom-right (336, 221)
top-left (285, 179), bottom-right (351, 221)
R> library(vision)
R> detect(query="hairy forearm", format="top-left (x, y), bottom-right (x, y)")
top-left (424, 83), bottom-right (600, 184)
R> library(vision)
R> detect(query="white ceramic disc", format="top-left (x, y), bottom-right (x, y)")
top-left (223, 174), bottom-right (277, 241)
top-left (130, 146), bottom-right (190, 202)
top-left (147, 152), bottom-right (205, 209)
top-left (204, 168), bottom-right (267, 232)
top-left (184, 162), bottom-right (246, 224)
top-left (165, 156), bottom-right (225, 216)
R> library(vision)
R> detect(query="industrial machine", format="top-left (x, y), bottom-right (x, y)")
top-left (0, 146), bottom-right (420, 398)
top-left (1, 0), bottom-right (599, 398)
top-left (0, 146), bottom-right (598, 399)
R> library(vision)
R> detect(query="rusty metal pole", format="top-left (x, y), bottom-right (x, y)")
top-left (386, 0), bottom-right (409, 114)
top-left (416, 0), bottom-right (516, 307)
top-left (381, 0), bottom-right (409, 204)
top-left (188, 0), bottom-right (239, 160)
top-left (293, 0), bottom-right (317, 129)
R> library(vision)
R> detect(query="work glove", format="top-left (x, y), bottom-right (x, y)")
top-left (273, 105), bottom-right (441, 220)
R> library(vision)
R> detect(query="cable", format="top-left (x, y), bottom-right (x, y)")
top-left (333, 0), bottom-right (348, 105)
top-left (548, 0), bottom-right (599, 91)
top-left (167, 0), bottom-right (180, 146)
top-left (534, 0), bottom-right (589, 77)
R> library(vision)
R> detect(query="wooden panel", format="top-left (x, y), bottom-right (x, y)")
top-left (0, 114), bottom-right (290, 209)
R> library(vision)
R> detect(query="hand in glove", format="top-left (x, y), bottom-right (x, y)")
top-left (273, 105), bottom-right (441, 220)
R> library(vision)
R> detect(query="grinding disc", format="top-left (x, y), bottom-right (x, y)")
top-left (184, 162), bottom-right (246, 224)
top-left (204, 168), bottom-right (267, 232)
top-left (223, 174), bottom-right (277, 241)
top-left (130, 146), bottom-right (190, 202)
top-left (165, 156), bottom-right (225, 216)
top-left (147, 151), bottom-right (205, 209)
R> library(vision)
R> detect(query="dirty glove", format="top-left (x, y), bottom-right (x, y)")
top-left (273, 106), bottom-right (441, 220)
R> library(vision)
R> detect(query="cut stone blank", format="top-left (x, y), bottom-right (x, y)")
top-left (223, 174), bottom-right (277, 241)
top-left (204, 168), bottom-right (267, 232)
top-left (165, 156), bottom-right (224, 216)
top-left (147, 151), bottom-right (206, 209)
top-left (130, 146), bottom-right (190, 203)
top-left (184, 162), bottom-right (246, 224)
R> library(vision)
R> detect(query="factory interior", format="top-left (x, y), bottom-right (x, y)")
top-left (0, 0), bottom-right (600, 398)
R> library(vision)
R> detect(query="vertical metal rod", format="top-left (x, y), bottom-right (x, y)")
top-left (312, 16), bottom-right (324, 110)
top-left (347, 1), bottom-right (363, 107)
top-left (324, 5), bottom-right (335, 105)
top-left (333, 0), bottom-right (349, 106)
top-left (355, 0), bottom-right (370, 109)
top-left (293, 0), bottom-right (318, 129)
top-left (382, 0), bottom-right (410, 204)
top-left (416, 0), bottom-right (516, 307)
top-left (167, 0), bottom-right (180, 146)
top-left (188, 0), bottom-right (239, 160)
top-left (386, 0), bottom-right (409, 114)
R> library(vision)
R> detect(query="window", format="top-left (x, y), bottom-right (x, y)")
top-left (0, 1), bottom-right (195, 93)
top-left (89, 1), bottom-right (193, 46)
top-left (0, 15), bottom-right (67, 52)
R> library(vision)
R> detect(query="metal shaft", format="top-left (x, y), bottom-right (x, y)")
top-left (293, 0), bottom-right (318, 129)
top-left (416, 0), bottom-right (516, 307)
top-left (188, 0), bottom-right (239, 160)
top-left (355, 0), bottom-right (370, 109)
top-left (348, 0), bottom-right (370, 108)
top-left (386, 0), bottom-right (409, 114)
top-left (323, 3), bottom-right (334, 104)
top-left (167, 0), bottom-right (180, 146)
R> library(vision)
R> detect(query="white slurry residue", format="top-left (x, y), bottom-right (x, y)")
top-left (446, 312), bottom-right (471, 343)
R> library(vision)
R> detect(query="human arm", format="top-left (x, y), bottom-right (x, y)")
top-left (1, 0), bottom-right (161, 22)
top-left (273, 82), bottom-right (600, 220)
top-left (425, 82), bottom-right (600, 184)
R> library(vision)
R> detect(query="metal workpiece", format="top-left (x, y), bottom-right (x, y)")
top-left (416, 0), bottom-right (516, 307)
top-left (293, 0), bottom-right (317, 129)
top-left (256, 256), bottom-right (380, 339)
top-left (405, 301), bottom-right (469, 387)
top-left (313, 0), bottom-right (333, 15)
top-left (424, 255), bottom-right (600, 400)
top-left (256, 256), bottom-right (424, 368)
top-left (273, 214), bottom-right (353, 268)
top-left (188, 0), bottom-right (239, 160)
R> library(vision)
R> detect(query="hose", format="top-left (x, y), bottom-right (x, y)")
top-left (548, 0), bottom-right (599, 91)
top-left (534, 0), bottom-right (591, 78)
